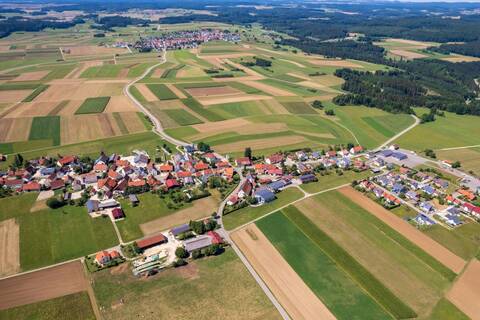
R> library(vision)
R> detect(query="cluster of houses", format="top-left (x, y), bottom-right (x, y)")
top-left (357, 165), bottom-right (480, 228)
top-left (0, 146), bottom-right (236, 221)
top-left (225, 146), bottom-right (367, 211)
top-left (131, 29), bottom-right (241, 51)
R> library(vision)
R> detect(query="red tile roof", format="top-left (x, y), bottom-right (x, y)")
top-left (136, 234), bottom-right (167, 249)
top-left (23, 181), bottom-right (41, 192)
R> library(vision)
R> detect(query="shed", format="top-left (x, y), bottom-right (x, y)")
top-left (136, 234), bottom-right (167, 250)
top-left (129, 194), bottom-right (139, 204)
top-left (170, 224), bottom-right (191, 237)
top-left (254, 188), bottom-right (276, 204)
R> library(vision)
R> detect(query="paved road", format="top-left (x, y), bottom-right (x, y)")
top-left (377, 114), bottom-right (420, 150)
top-left (123, 50), bottom-right (189, 147)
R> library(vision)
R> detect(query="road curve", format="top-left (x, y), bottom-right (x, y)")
top-left (123, 50), bottom-right (189, 147)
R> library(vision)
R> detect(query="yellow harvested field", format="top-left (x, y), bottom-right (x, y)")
top-left (309, 59), bottom-right (364, 68)
top-left (214, 135), bottom-right (306, 153)
top-left (447, 259), bottom-right (480, 320)
top-left (244, 81), bottom-right (295, 96)
top-left (390, 49), bottom-right (428, 59)
top-left (286, 72), bottom-right (310, 81)
top-left (136, 84), bottom-right (158, 102)
top-left (0, 117), bottom-right (32, 142)
top-left (257, 99), bottom-right (290, 114)
top-left (385, 38), bottom-right (435, 48)
top-left (140, 196), bottom-right (220, 235)
top-left (176, 66), bottom-right (206, 78)
top-left (198, 53), bottom-right (254, 59)
top-left (192, 118), bottom-right (251, 133)
top-left (64, 45), bottom-right (128, 56)
top-left (60, 114), bottom-right (121, 144)
top-left (13, 70), bottom-right (49, 82)
top-left (442, 55), bottom-right (480, 63)
top-left (0, 219), bottom-right (20, 277)
top-left (4, 101), bottom-right (58, 118)
top-left (279, 59), bottom-right (306, 68)
top-left (119, 112), bottom-right (145, 133)
top-left (339, 186), bottom-right (466, 274)
top-left (0, 90), bottom-right (33, 103)
top-left (199, 94), bottom-right (271, 106)
top-left (165, 84), bottom-right (187, 99)
top-left (190, 122), bottom-right (288, 141)
top-left (36, 82), bottom-right (123, 101)
top-left (57, 100), bottom-right (83, 116)
top-left (104, 96), bottom-right (138, 113)
top-left (299, 81), bottom-right (339, 93)
top-left (232, 225), bottom-right (336, 320)
top-left (186, 86), bottom-right (241, 97)
top-left (313, 74), bottom-right (345, 87)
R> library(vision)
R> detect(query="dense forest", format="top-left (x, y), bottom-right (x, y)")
top-left (430, 41), bottom-right (480, 58)
top-left (0, 16), bottom-right (81, 38)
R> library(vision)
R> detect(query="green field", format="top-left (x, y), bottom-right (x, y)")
top-left (436, 147), bottom-right (480, 176)
top-left (80, 64), bottom-right (124, 78)
top-left (163, 108), bottom-right (202, 126)
top-left (22, 84), bottom-right (49, 102)
top-left (181, 97), bottom-right (225, 122)
top-left (256, 211), bottom-right (393, 320)
top-left (146, 84), bottom-right (178, 100)
top-left (116, 193), bottom-right (190, 242)
top-left (113, 112), bottom-right (129, 134)
top-left (283, 206), bottom-right (417, 319)
top-left (207, 101), bottom-right (267, 119)
top-left (259, 78), bottom-right (322, 96)
top-left (395, 109), bottom-right (480, 150)
top-left (423, 223), bottom-right (480, 260)
top-left (0, 194), bottom-right (118, 271)
top-left (91, 249), bottom-right (280, 320)
top-left (28, 116), bottom-right (60, 146)
top-left (0, 292), bottom-right (95, 320)
top-left (75, 97), bottom-right (110, 114)
top-left (223, 187), bottom-right (304, 230)
top-left (300, 170), bottom-right (372, 193)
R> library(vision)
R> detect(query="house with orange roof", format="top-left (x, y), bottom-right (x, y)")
top-left (458, 189), bottom-right (476, 201)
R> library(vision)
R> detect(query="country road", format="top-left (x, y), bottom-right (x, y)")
top-left (123, 50), bottom-right (189, 147)
top-left (377, 114), bottom-right (419, 150)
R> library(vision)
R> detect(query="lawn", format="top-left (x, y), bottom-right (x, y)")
top-left (256, 211), bottom-right (392, 320)
top-left (91, 249), bottom-right (280, 320)
top-left (0, 292), bottom-right (95, 320)
top-left (75, 97), bottom-right (110, 114)
top-left (116, 193), bottom-right (191, 242)
top-left (423, 223), bottom-right (480, 260)
top-left (28, 115), bottom-right (60, 146)
top-left (0, 194), bottom-right (118, 271)
top-left (223, 187), bottom-right (304, 230)
top-left (146, 84), bottom-right (178, 100)
top-left (395, 109), bottom-right (480, 150)
top-left (299, 169), bottom-right (372, 193)
top-left (163, 109), bottom-right (202, 126)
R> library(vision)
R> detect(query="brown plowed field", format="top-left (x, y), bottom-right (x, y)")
top-left (0, 90), bottom-right (32, 103)
top-left (390, 49), bottom-right (428, 60)
top-left (214, 135), bottom-right (306, 153)
top-left (339, 186), bottom-right (466, 274)
top-left (136, 84), bottom-right (158, 102)
top-left (447, 259), bottom-right (480, 320)
top-left (0, 219), bottom-right (20, 277)
top-left (105, 96), bottom-right (137, 113)
top-left (185, 86), bottom-right (240, 97)
top-left (232, 225), bottom-right (337, 320)
top-left (0, 261), bottom-right (87, 310)
top-left (13, 70), bottom-right (49, 81)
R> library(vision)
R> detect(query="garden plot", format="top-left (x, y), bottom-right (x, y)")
top-left (232, 225), bottom-right (336, 320)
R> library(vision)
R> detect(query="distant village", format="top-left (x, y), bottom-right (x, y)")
top-left (1, 142), bottom-right (479, 276)
top-left (114, 29), bottom-right (241, 52)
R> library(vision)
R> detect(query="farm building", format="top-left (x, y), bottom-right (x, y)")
top-left (254, 188), bottom-right (276, 205)
top-left (136, 234), bottom-right (168, 251)
top-left (112, 208), bottom-right (125, 220)
top-left (184, 235), bottom-right (213, 253)
top-left (170, 224), bottom-right (191, 237)
top-left (299, 174), bottom-right (317, 184)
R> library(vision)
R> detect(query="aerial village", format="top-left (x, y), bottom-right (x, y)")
top-left (1, 142), bottom-right (479, 277)
top-left (128, 29), bottom-right (241, 52)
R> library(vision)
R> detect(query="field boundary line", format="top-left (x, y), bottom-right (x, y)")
top-left (436, 144), bottom-right (480, 151)
top-left (377, 114), bottom-right (419, 150)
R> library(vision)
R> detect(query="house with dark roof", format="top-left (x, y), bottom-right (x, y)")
top-left (112, 208), bottom-right (125, 220)
top-left (254, 188), bottom-right (276, 205)
top-left (184, 235), bottom-right (213, 253)
top-left (299, 174), bottom-right (317, 184)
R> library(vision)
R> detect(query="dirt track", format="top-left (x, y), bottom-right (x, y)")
top-left (339, 186), bottom-right (466, 274)
top-left (0, 261), bottom-right (87, 310)
top-left (232, 225), bottom-right (337, 320)
top-left (447, 259), bottom-right (480, 320)
top-left (0, 219), bottom-right (20, 277)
